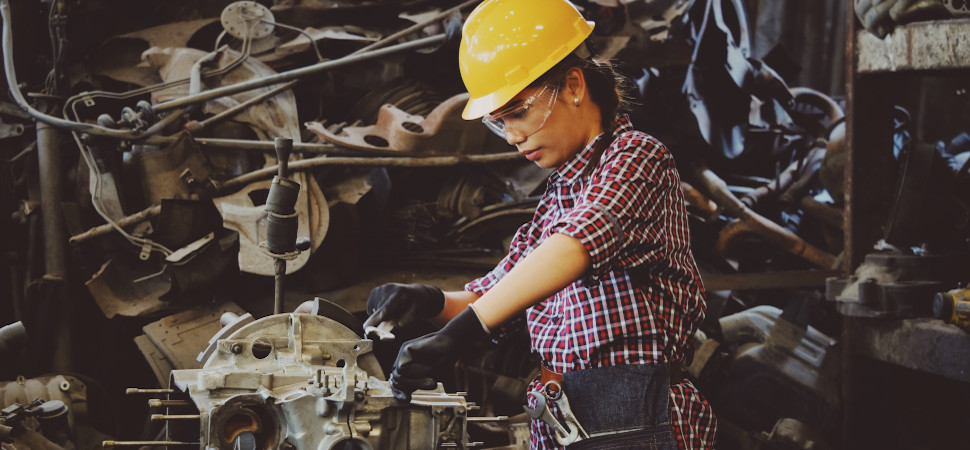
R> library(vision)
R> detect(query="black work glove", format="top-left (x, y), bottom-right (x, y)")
top-left (362, 283), bottom-right (445, 336)
top-left (390, 306), bottom-right (489, 403)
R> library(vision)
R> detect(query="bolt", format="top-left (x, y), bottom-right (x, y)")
top-left (59, 381), bottom-right (71, 392)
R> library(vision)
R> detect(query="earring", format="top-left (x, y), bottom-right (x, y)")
top-left (573, 97), bottom-right (580, 105)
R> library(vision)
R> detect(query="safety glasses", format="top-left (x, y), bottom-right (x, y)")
top-left (482, 83), bottom-right (560, 139)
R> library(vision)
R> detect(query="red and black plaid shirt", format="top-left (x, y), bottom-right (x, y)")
top-left (466, 116), bottom-right (716, 449)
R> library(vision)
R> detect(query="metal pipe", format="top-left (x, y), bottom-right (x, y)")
top-left (103, 441), bottom-right (198, 447)
top-left (694, 166), bottom-right (838, 269)
top-left (143, 135), bottom-right (407, 156)
top-left (152, 34), bottom-right (447, 114)
top-left (184, 80), bottom-right (299, 134)
top-left (68, 205), bottom-right (162, 245)
top-left (148, 399), bottom-right (191, 408)
top-left (215, 152), bottom-right (521, 194)
top-left (150, 414), bottom-right (201, 421)
top-left (353, 0), bottom-right (478, 54)
top-left (126, 388), bottom-right (175, 395)
top-left (274, 259), bottom-right (285, 315)
top-left (36, 122), bottom-right (67, 278)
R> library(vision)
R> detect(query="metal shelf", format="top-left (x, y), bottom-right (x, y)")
top-left (857, 19), bottom-right (970, 73)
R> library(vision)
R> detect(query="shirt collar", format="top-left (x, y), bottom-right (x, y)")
top-left (552, 115), bottom-right (634, 183)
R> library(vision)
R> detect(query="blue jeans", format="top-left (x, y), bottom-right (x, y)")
top-left (561, 364), bottom-right (676, 450)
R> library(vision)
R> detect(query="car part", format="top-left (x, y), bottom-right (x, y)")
top-left (132, 311), bottom-right (477, 449)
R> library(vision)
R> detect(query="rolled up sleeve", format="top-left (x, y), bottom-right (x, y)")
top-left (550, 143), bottom-right (672, 279)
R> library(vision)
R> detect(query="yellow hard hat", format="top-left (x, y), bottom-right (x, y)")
top-left (459, 0), bottom-right (595, 120)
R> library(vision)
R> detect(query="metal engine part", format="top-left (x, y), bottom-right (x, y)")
top-left (165, 312), bottom-right (472, 449)
top-left (690, 305), bottom-right (841, 446)
top-left (0, 375), bottom-right (90, 450)
top-left (826, 251), bottom-right (966, 318)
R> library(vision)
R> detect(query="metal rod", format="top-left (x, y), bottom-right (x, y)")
top-left (216, 152), bottom-right (522, 194)
top-left (274, 259), bottom-right (285, 315)
top-left (37, 121), bottom-right (66, 279)
top-left (102, 441), bottom-right (199, 447)
top-left (126, 388), bottom-right (175, 395)
top-left (185, 80), bottom-right (299, 134)
top-left (148, 399), bottom-right (191, 408)
top-left (151, 414), bottom-right (201, 421)
top-left (466, 416), bottom-right (510, 423)
top-left (152, 34), bottom-right (447, 114)
top-left (353, 0), bottom-right (479, 55)
top-left (69, 205), bottom-right (162, 245)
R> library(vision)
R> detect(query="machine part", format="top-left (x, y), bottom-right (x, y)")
top-left (127, 136), bottom-right (217, 205)
top-left (364, 321), bottom-right (396, 341)
top-left (708, 305), bottom-right (841, 444)
top-left (348, 77), bottom-right (444, 126)
top-left (627, 0), bottom-right (694, 42)
top-left (854, 0), bottom-right (953, 39)
top-left (0, 118), bottom-right (24, 139)
top-left (197, 312), bottom-right (256, 364)
top-left (0, 376), bottom-right (87, 433)
top-left (36, 122), bottom-right (66, 280)
top-left (826, 252), bottom-right (966, 318)
top-left (306, 93), bottom-right (494, 155)
top-left (216, 168), bottom-right (327, 276)
top-left (932, 287), bottom-right (970, 331)
top-left (136, 301), bottom-right (249, 387)
top-left (184, 80), bottom-right (298, 135)
top-left (221, 1), bottom-right (275, 41)
top-left (263, 137), bottom-right (305, 314)
top-left (68, 205), bottom-right (161, 245)
top-left (167, 312), bottom-right (474, 449)
top-left (84, 258), bottom-right (170, 318)
top-left (214, 151), bottom-right (522, 194)
top-left (140, 47), bottom-right (328, 276)
top-left (150, 34), bottom-right (445, 114)
top-left (692, 165), bottom-right (837, 269)
top-left (0, 321), bottom-right (27, 355)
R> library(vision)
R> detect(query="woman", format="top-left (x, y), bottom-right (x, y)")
top-left (363, 0), bottom-right (716, 448)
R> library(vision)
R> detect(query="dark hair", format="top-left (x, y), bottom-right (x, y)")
top-left (534, 53), bottom-right (635, 176)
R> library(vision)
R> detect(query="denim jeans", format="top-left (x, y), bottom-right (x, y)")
top-left (561, 364), bottom-right (676, 450)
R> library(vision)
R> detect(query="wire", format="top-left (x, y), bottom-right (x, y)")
top-left (263, 19), bottom-right (324, 62)
top-left (70, 130), bottom-right (173, 257)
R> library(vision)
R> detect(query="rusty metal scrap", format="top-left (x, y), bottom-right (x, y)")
top-left (692, 165), bottom-right (839, 269)
top-left (306, 93), bottom-right (493, 155)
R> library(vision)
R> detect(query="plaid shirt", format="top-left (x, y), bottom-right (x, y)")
top-left (466, 116), bottom-right (716, 449)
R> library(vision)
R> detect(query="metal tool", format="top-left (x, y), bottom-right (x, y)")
top-left (523, 391), bottom-right (573, 440)
top-left (543, 380), bottom-right (589, 445)
top-left (364, 320), bottom-right (397, 341)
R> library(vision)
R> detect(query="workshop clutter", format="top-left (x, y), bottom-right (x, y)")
top-left (1, 1), bottom-right (968, 449)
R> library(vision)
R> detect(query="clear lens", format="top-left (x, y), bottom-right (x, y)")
top-left (482, 84), bottom-right (559, 139)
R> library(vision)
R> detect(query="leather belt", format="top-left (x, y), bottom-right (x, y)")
top-left (540, 361), bottom-right (684, 385)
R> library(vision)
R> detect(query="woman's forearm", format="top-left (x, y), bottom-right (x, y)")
top-left (471, 233), bottom-right (592, 329)
top-left (432, 290), bottom-right (481, 327)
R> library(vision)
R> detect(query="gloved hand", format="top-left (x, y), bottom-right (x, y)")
top-left (362, 283), bottom-right (446, 337)
top-left (390, 306), bottom-right (489, 403)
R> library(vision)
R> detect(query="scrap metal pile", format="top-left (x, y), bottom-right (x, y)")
top-left (1, 1), bottom-right (968, 449)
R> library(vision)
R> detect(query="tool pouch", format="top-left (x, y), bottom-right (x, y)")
top-left (562, 364), bottom-right (676, 450)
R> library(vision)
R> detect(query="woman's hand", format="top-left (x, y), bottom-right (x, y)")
top-left (362, 283), bottom-right (445, 339)
top-left (390, 307), bottom-right (489, 402)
